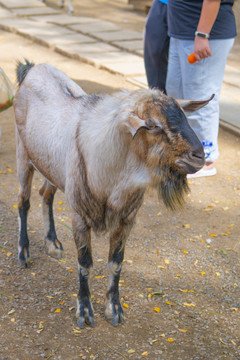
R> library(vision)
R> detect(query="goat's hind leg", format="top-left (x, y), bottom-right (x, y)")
top-left (17, 139), bottom-right (34, 268)
top-left (39, 180), bottom-right (63, 259)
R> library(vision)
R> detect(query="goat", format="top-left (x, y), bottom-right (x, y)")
top-left (40, 0), bottom-right (73, 14)
top-left (14, 59), bottom-right (212, 328)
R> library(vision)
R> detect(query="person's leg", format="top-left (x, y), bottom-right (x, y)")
top-left (178, 38), bottom-right (234, 164)
top-left (166, 37), bottom-right (183, 99)
top-left (144, 0), bottom-right (169, 93)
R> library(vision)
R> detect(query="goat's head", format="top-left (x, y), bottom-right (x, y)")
top-left (123, 89), bottom-right (213, 209)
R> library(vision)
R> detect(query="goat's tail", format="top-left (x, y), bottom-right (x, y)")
top-left (16, 59), bottom-right (35, 87)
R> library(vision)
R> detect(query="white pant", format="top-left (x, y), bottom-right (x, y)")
top-left (166, 38), bottom-right (234, 162)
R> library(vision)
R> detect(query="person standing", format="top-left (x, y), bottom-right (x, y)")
top-left (144, 0), bottom-right (169, 94)
top-left (166, 0), bottom-right (237, 177)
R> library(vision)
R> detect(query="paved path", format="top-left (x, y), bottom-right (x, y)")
top-left (0, 0), bottom-right (239, 133)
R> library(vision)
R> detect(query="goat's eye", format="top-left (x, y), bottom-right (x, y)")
top-left (146, 119), bottom-right (155, 129)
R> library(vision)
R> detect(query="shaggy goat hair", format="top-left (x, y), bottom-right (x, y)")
top-left (14, 60), bottom-right (212, 328)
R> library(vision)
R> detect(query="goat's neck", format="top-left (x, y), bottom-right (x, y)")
top-left (80, 127), bottom-right (149, 199)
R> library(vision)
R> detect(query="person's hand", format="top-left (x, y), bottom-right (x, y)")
top-left (194, 36), bottom-right (211, 61)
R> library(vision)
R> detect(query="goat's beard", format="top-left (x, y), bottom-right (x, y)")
top-left (155, 166), bottom-right (190, 210)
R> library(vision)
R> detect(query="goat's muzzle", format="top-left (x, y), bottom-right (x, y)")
top-left (175, 147), bottom-right (205, 174)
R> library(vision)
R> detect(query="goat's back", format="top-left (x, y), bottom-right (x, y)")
top-left (14, 64), bottom-right (87, 191)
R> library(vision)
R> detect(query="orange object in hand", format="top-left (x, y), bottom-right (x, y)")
top-left (188, 53), bottom-right (197, 64)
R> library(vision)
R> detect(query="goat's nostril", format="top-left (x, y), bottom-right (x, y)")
top-left (191, 149), bottom-right (205, 160)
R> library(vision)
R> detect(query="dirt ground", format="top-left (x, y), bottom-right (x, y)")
top-left (0, 10), bottom-right (240, 360)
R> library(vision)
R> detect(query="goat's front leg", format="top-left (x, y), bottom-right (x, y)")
top-left (39, 180), bottom-right (63, 259)
top-left (105, 221), bottom-right (134, 326)
top-left (72, 213), bottom-right (94, 328)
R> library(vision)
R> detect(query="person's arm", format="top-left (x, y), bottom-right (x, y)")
top-left (194, 0), bottom-right (221, 61)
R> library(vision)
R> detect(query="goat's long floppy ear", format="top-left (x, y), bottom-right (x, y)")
top-left (177, 94), bottom-right (215, 114)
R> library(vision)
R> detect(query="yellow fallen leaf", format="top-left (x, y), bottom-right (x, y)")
top-left (174, 310), bottom-right (179, 315)
top-left (11, 318), bottom-right (15, 322)
top-left (230, 307), bottom-right (239, 313)
top-left (215, 272), bottom-right (220, 277)
top-left (127, 349), bottom-right (135, 354)
top-left (183, 224), bottom-right (191, 228)
top-left (160, 333), bottom-right (165, 337)
top-left (13, 204), bottom-right (18, 209)
top-left (2, 248), bottom-right (6, 253)
top-left (55, 308), bottom-right (61, 313)
top-left (183, 302), bottom-right (196, 307)
top-left (90, 356), bottom-right (94, 359)
top-left (94, 276), bottom-right (104, 279)
top-left (183, 250), bottom-right (188, 254)
top-left (226, 231), bottom-right (231, 235)
top-left (179, 289), bottom-right (188, 293)
top-left (38, 203), bottom-right (42, 208)
top-left (156, 250), bottom-right (159, 254)
top-left (97, 259), bottom-right (104, 262)
top-left (8, 169), bottom-right (12, 173)
top-left (73, 328), bottom-right (81, 334)
top-left (194, 259), bottom-right (198, 266)
top-left (201, 271), bottom-right (205, 276)
top-left (123, 303), bottom-right (129, 309)
top-left (175, 274), bottom-right (181, 277)
top-left (58, 259), bottom-right (66, 263)
top-left (31, 272), bottom-right (36, 276)
top-left (154, 307), bottom-right (160, 313)
top-left (228, 224), bottom-right (234, 228)
top-left (0, 171), bottom-right (7, 174)
top-left (168, 338), bottom-right (174, 342)
top-left (72, 293), bottom-right (77, 297)
top-left (231, 340), bottom-right (237, 346)
top-left (8, 309), bottom-right (15, 315)
top-left (157, 265), bottom-right (164, 269)
top-left (164, 259), bottom-right (170, 265)
top-left (57, 208), bottom-right (62, 211)
top-left (219, 338), bottom-right (227, 345)
top-left (166, 301), bottom-right (175, 306)
top-left (138, 294), bottom-right (144, 298)
top-left (189, 290), bottom-right (195, 293)
top-left (178, 329), bottom-right (187, 333)
top-left (58, 201), bottom-right (63, 205)
top-left (7, 252), bottom-right (12, 257)
top-left (126, 259), bottom-right (133, 264)
top-left (209, 233), bottom-right (217, 237)
top-left (141, 351), bottom-right (148, 356)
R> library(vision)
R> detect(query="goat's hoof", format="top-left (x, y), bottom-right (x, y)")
top-left (105, 300), bottom-right (124, 326)
top-left (77, 315), bottom-right (95, 329)
top-left (45, 238), bottom-right (63, 259)
top-left (18, 247), bottom-right (30, 268)
top-left (76, 298), bottom-right (95, 328)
